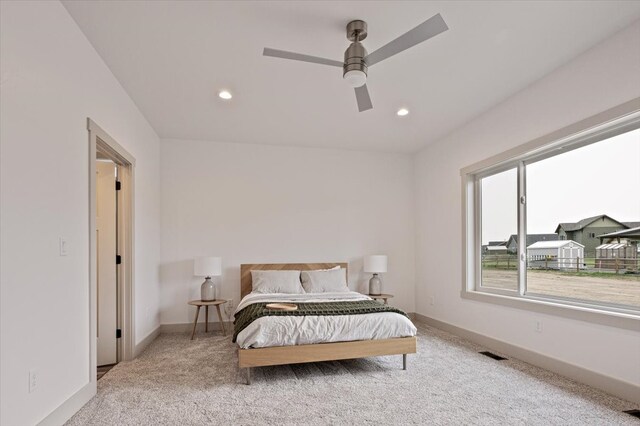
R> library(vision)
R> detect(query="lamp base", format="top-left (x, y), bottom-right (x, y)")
top-left (201, 277), bottom-right (216, 301)
top-left (369, 274), bottom-right (382, 296)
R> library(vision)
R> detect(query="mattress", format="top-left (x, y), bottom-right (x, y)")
top-left (234, 291), bottom-right (417, 349)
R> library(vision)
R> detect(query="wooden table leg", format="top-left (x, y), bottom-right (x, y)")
top-left (215, 304), bottom-right (227, 336)
top-left (205, 305), bottom-right (209, 333)
top-left (191, 305), bottom-right (201, 340)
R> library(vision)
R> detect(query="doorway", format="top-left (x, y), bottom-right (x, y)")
top-left (88, 119), bottom-right (135, 383)
top-left (96, 159), bottom-right (118, 368)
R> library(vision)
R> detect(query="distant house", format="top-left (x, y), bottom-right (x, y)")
top-left (527, 240), bottom-right (585, 270)
top-left (555, 215), bottom-right (636, 256)
top-left (505, 234), bottom-right (557, 254)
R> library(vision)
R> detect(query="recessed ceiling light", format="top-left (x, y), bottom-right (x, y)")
top-left (397, 108), bottom-right (409, 116)
top-left (218, 90), bottom-right (232, 100)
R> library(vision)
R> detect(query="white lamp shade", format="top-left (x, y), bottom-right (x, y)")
top-left (364, 255), bottom-right (388, 273)
top-left (194, 257), bottom-right (222, 277)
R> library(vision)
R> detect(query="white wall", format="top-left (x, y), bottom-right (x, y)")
top-left (414, 21), bottom-right (640, 386)
top-left (160, 139), bottom-right (415, 324)
top-left (0, 1), bottom-right (161, 425)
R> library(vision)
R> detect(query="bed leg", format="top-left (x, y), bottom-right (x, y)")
top-left (246, 367), bottom-right (251, 385)
top-left (403, 354), bottom-right (407, 370)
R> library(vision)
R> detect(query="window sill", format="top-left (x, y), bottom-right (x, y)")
top-left (461, 289), bottom-right (640, 331)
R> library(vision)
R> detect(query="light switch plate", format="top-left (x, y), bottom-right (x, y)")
top-left (29, 369), bottom-right (37, 393)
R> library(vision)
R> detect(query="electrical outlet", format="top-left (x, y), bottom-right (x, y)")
top-left (535, 320), bottom-right (543, 333)
top-left (59, 237), bottom-right (68, 256)
top-left (429, 296), bottom-right (435, 306)
top-left (29, 369), bottom-right (37, 393)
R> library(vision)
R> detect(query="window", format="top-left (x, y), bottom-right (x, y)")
top-left (463, 105), bottom-right (640, 317)
top-left (480, 168), bottom-right (518, 291)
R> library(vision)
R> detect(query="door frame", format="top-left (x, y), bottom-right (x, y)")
top-left (88, 118), bottom-right (135, 379)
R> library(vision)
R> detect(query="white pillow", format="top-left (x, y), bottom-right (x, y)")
top-left (314, 265), bottom-right (341, 271)
top-left (301, 268), bottom-right (349, 293)
top-left (251, 270), bottom-right (304, 294)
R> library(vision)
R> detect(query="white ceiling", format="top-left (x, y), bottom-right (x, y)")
top-left (63, 1), bottom-right (640, 153)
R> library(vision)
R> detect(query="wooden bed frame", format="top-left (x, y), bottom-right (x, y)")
top-left (237, 263), bottom-right (417, 384)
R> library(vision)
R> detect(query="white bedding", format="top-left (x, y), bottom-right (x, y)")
top-left (234, 291), bottom-right (417, 349)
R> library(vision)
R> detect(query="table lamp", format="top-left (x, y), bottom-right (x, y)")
top-left (194, 257), bottom-right (222, 301)
top-left (364, 255), bottom-right (387, 295)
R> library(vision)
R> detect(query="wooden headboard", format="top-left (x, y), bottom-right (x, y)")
top-left (240, 263), bottom-right (348, 299)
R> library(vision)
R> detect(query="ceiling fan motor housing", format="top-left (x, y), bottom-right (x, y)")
top-left (343, 42), bottom-right (368, 77)
top-left (344, 20), bottom-right (368, 79)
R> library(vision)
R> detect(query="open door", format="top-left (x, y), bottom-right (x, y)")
top-left (96, 160), bottom-right (118, 366)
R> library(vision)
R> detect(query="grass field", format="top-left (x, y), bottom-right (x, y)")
top-left (481, 269), bottom-right (640, 307)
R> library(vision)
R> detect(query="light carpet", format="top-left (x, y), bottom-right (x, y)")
top-left (67, 321), bottom-right (639, 425)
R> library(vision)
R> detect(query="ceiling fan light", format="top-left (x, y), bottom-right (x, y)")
top-left (218, 90), bottom-right (232, 100)
top-left (344, 70), bottom-right (367, 88)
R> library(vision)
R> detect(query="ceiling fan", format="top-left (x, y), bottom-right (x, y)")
top-left (263, 14), bottom-right (448, 112)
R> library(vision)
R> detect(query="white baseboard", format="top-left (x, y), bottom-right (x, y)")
top-left (412, 313), bottom-right (640, 405)
top-left (160, 321), bottom-right (231, 334)
top-left (37, 381), bottom-right (96, 426)
top-left (37, 327), bottom-right (160, 425)
top-left (134, 326), bottom-right (161, 358)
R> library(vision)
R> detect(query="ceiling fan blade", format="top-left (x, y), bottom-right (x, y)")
top-left (365, 14), bottom-right (448, 67)
top-left (355, 84), bottom-right (373, 112)
top-left (263, 48), bottom-right (343, 68)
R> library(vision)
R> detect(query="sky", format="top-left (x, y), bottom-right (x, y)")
top-left (481, 128), bottom-right (640, 244)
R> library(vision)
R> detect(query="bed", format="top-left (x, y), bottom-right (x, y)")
top-left (236, 262), bottom-right (417, 384)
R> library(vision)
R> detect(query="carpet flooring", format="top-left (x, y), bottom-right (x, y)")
top-left (67, 321), bottom-right (639, 425)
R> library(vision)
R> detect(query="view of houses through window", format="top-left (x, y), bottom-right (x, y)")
top-left (480, 127), bottom-right (640, 309)
top-left (481, 168), bottom-right (518, 292)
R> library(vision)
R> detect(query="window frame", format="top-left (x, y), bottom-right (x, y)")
top-left (461, 98), bottom-right (640, 330)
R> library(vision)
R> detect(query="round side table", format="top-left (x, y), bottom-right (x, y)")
top-left (188, 299), bottom-right (227, 340)
top-left (368, 294), bottom-right (394, 305)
